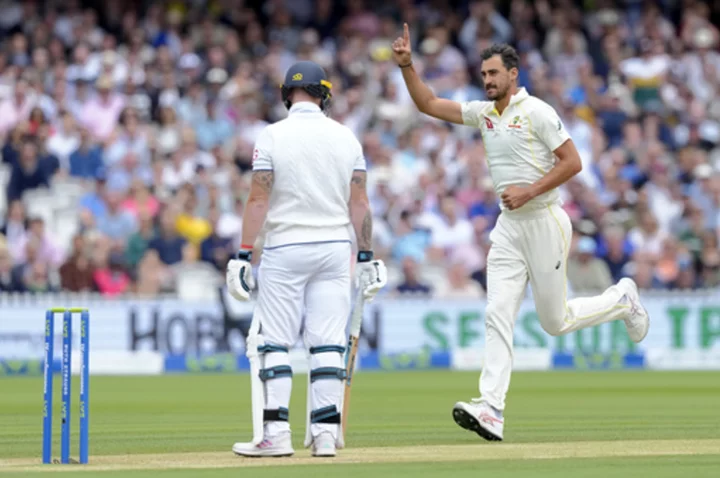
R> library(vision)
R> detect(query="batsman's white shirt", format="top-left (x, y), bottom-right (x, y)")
top-left (252, 102), bottom-right (366, 248)
top-left (461, 88), bottom-right (631, 411)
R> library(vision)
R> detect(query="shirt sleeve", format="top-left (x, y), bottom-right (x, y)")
top-left (353, 138), bottom-right (366, 171)
top-left (460, 100), bottom-right (485, 127)
top-left (534, 103), bottom-right (571, 152)
top-left (251, 127), bottom-right (273, 171)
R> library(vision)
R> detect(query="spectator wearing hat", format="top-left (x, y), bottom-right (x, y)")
top-left (567, 236), bottom-right (613, 295)
top-left (79, 75), bottom-right (125, 141)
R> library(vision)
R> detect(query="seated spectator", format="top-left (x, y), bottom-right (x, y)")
top-left (93, 250), bottom-right (131, 296)
top-left (20, 260), bottom-right (56, 293)
top-left (6, 140), bottom-right (52, 202)
top-left (200, 206), bottom-right (233, 271)
top-left (154, 106), bottom-right (182, 156)
top-left (567, 236), bottom-right (614, 295)
top-left (391, 210), bottom-right (431, 262)
top-left (175, 185), bottom-right (211, 245)
top-left (96, 192), bottom-right (137, 245)
top-left (103, 107), bottom-right (150, 168)
top-left (435, 261), bottom-right (485, 299)
top-left (121, 179), bottom-right (160, 221)
top-left (11, 217), bottom-right (63, 268)
top-left (69, 127), bottom-right (104, 179)
top-left (195, 100), bottom-right (234, 151)
top-left (0, 236), bottom-right (16, 291)
top-left (135, 249), bottom-right (171, 297)
top-left (598, 225), bottom-right (633, 283)
top-left (46, 110), bottom-right (81, 169)
top-left (425, 193), bottom-right (474, 262)
top-left (125, 211), bottom-right (156, 269)
top-left (395, 256), bottom-right (432, 296)
top-left (59, 235), bottom-right (96, 292)
top-left (78, 75), bottom-right (125, 142)
top-left (149, 209), bottom-right (186, 265)
top-left (0, 200), bottom-right (27, 247)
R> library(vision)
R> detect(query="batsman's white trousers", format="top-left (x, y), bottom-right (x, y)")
top-left (256, 241), bottom-right (351, 347)
top-left (480, 204), bottom-right (630, 411)
top-left (254, 241), bottom-right (351, 437)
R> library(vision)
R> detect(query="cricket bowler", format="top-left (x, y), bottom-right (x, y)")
top-left (392, 24), bottom-right (650, 441)
top-left (226, 61), bottom-right (387, 457)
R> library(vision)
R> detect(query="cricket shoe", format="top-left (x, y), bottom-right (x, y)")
top-left (618, 278), bottom-right (650, 343)
top-left (452, 400), bottom-right (504, 442)
top-left (311, 432), bottom-right (336, 457)
top-left (232, 433), bottom-right (294, 457)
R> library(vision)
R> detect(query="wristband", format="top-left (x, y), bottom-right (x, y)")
top-left (237, 249), bottom-right (252, 262)
top-left (357, 251), bottom-right (374, 263)
top-left (398, 61), bottom-right (413, 69)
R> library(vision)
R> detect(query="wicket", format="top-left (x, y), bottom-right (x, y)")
top-left (43, 308), bottom-right (90, 465)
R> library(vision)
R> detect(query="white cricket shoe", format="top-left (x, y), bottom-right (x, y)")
top-left (452, 400), bottom-right (504, 441)
top-left (232, 433), bottom-right (294, 457)
top-left (619, 278), bottom-right (650, 343)
top-left (311, 432), bottom-right (336, 457)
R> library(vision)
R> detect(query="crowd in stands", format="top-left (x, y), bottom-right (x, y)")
top-left (1, 0), bottom-right (720, 299)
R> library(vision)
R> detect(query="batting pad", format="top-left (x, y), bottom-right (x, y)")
top-left (304, 345), bottom-right (346, 448)
top-left (259, 345), bottom-right (293, 437)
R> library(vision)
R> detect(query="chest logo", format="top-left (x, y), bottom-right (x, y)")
top-left (508, 115), bottom-right (522, 129)
top-left (484, 116), bottom-right (494, 130)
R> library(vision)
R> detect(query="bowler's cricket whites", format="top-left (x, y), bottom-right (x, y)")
top-left (392, 23), bottom-right (650, 441)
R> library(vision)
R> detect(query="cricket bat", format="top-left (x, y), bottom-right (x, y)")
top-left (341, 286), bottom-right (365, 441)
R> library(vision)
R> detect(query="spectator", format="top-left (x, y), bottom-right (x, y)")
top-left (46, 110), bottom-right (81, 169)
top-left (12, 217), bottom-right (63, 268)
top-left (149, 208), bottom-right (186, 266)
top-left (175, 184), bottom-right (211, 246)
top-left (436, 261), bottom-right (485, 299)
top-left (59, 234), bottom-right (95, 292)
top-left (0, 78), bottom-right (36, 135)
top-left (93, 250), bottom-right (131, 296)
top-left (200, 206), bottom-right (233, 272)
top-left (135, 248), bottom-right (170, 297)
top-left (0, 236), bottom-right (16, 291)
top-left (6, 140), bottom-right (51, 202)
top-left (69, 127), bottom-right (104, 179)
top-left (125, 210), bottom-right (155, 269)
top-left (121, 178), bottom-right (160, 221)
top-left (79, 75), bottom-right (125, 141)
top-left (0, 199), bottom-right (27, 246)
top-left (395, 256), bottom-right (432, 296)
top-left (567, 236), bottom-right (614, 295)
top-left (95, 192), bottom-right (137, 245)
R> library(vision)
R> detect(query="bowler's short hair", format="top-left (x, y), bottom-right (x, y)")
top-left (481, 44), bottom-right (520, 71)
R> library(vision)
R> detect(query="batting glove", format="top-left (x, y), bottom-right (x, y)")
top-left (355, 251), bottom-right (387, 302)
top-left (226, 250), bottom-right (255, 301)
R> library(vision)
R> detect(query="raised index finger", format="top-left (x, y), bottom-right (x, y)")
top-left (403, 23), bottom-right (409, 42)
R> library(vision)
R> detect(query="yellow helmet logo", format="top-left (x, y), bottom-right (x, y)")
top-left (292, 73), bottom-right (303, 81)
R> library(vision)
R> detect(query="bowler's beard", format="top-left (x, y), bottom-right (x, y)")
top-left (485, 83), bottom-right (509, 101)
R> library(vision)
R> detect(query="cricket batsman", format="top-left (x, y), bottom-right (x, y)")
top-left (226, 61), bottom-right (387, 457)
top-left (392, 24), bottom-right (650, 441)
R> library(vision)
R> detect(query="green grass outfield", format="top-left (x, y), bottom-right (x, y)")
top-left (1, 371), bottom-right (719, 476)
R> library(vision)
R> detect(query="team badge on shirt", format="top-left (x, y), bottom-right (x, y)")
top-left (508, 116), bottom-right (522, 129)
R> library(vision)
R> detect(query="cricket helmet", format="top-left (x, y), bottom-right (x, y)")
top-left (280, 61), bottom-right (332, 111)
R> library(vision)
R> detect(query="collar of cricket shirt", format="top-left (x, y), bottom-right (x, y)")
top-left (508, 87), bottom-right (529, 106)
top-left (289, 102), bottom-right (322, 114)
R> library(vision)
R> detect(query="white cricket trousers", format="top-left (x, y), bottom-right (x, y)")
top-left (480, 204), bottom-right (630, 411)
top-left (254, 241), bottom-right (351, 438)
